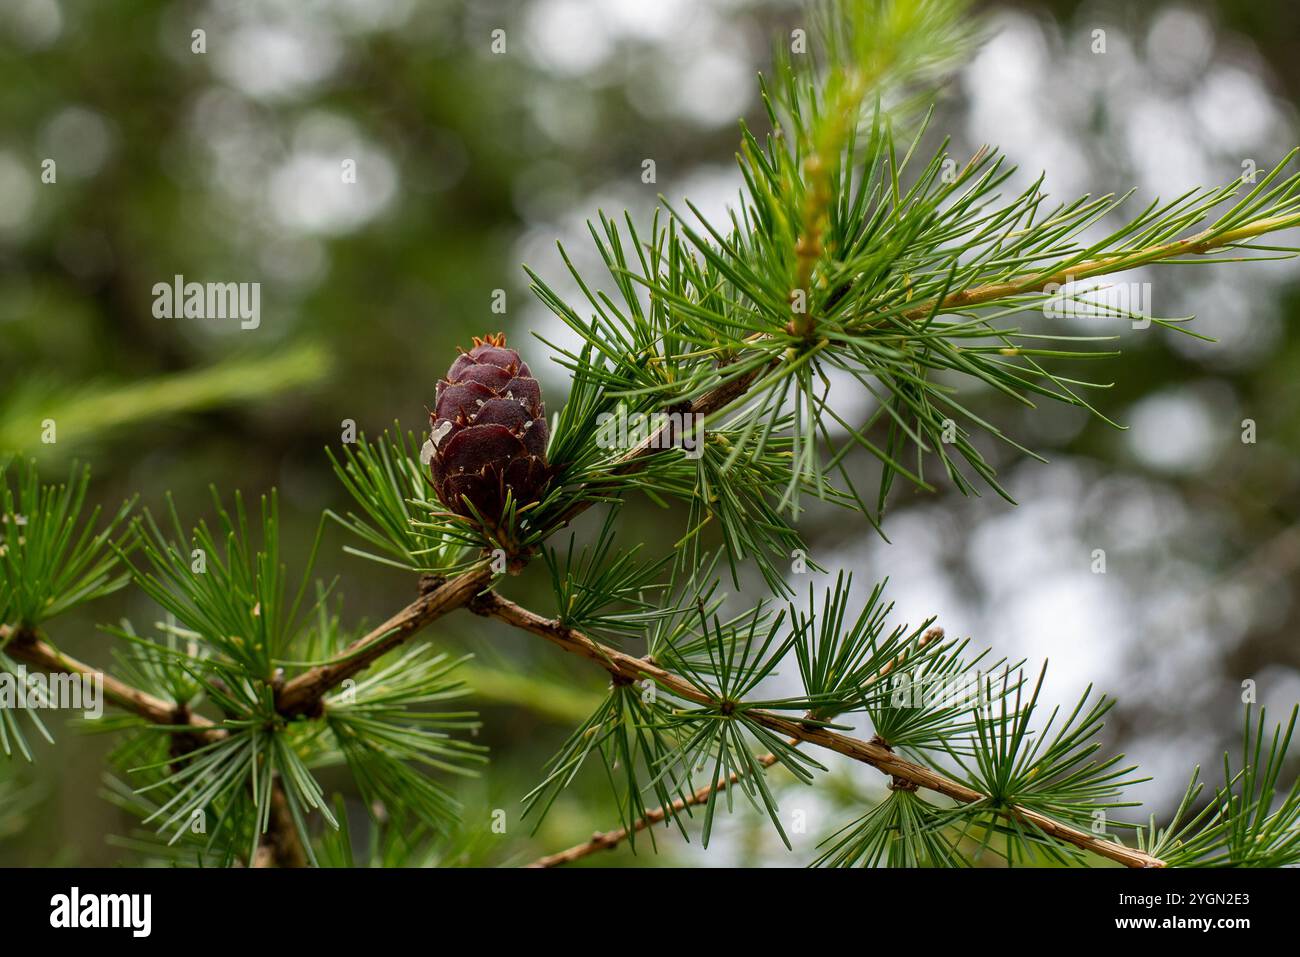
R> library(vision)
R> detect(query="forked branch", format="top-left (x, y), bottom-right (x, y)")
top-left (0, 624), bottom-right (306, 867)
top-left (472, 592), bottom-right (1165, 869)
top-left (272, 205), bottom-right (1300, 723)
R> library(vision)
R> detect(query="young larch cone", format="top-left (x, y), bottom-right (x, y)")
top-left (421, 332), bottom-right (550, 521)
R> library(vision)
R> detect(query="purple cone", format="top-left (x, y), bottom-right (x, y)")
top-left (422, 333), bottom-right (550, 521)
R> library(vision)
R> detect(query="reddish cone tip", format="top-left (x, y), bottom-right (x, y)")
top-left (425, 333), bottom-right (549, 521)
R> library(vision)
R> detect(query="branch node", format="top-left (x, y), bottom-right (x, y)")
top-left (168, 703), bottom-right (204, 773)
top-left (417, 573), bottom-right (447, 596)
top-left (0, 623), bottom-right (36, 649)
top-left (466, 590), bottom-right (499, 617)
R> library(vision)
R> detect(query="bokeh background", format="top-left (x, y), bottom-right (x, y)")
top-left (2, 0), bottom-right (1299, 865)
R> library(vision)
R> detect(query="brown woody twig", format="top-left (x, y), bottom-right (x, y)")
top-left (1, 624), bottom-right (307, 867)
top-left (529, 627), bottom-right (949, 867)
top-left (472, 593), bottom-right (1165, 869)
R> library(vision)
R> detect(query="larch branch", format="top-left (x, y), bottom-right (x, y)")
top-left (897, 211), bottom-right (1300, 323)
top-left (530, 628), bottom-right (947, 867)
top-left (270, 206), bottom-right (1300, 789)
top-left (472, 592), bottom-right (1165, 869)
top-left (527, 752), bottom-right (782, 868)
top-left (1, 624), bottom-right (306, 868)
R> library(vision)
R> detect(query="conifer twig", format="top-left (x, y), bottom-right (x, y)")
top-left (1, 625), bottom-right (203, 729)
top-left (530, 628), bottom-right (947, 867)
top-left (472, 592), bottom-right (1165, 868)
top-left (275, 566), bottom-right (494, 716)
top-left (276, 356), bottom-right (771, 718)
top-left (900, 211), bottom-right (1300, 323)
top-left (274, 205), bottom-right (1300, 726)
top-left (0, 624), bottom-right (308, 867)
top-left (528, 752), bottom-right (783, 868)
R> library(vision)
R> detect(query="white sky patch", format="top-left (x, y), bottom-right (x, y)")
top-left (817, 366), bottom-right (877, 440)
top-left (214, 22), bottom-right (342, 101)
top-left (659, 163), bottom-right (747, 240)
top-left (998, 573), bottom-right (1130, 689)
top-left (1168, 276), bottom-right (1283, 370)
top-left (190, 87), bottom-right (275, 205)
top-left (523, 0), bottom-right (615, 77)
top-left (1147, 6), bottom-right (1215, 85)
top-left (524, 86), bottom-right (600, 149)
top-left (1194, 64), bottom-right (1278, 154)
top-left (516, 161), bottom-right (745, 398)
top-left (1124, 389), bottom-right (1219, 474)
top-left (652, 31), bottom-right (754, 127)
top-left (962, 14), bottom-right (1091, 197)
top-left (603, 0), bottom-right (695, 42)
top-left (259, 234), bottom-right (329, 288)
top-left (1122, 93), bottom-right (1215, 195)
top-left (967, 494), bottom-right (1089, 601)
top-left (2, 0), bottom-right (62, 50)
top-left (322, 0), bottom-right (415, 33)
top-left (268, 114), bottom-right (397, 235)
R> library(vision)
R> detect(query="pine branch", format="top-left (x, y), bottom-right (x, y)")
top-left (530, 624), bottom-right (949, 866)
top-left (0, 624), bottom-right (308, 868)
top-left (527, 750), bottom-right (783, 868)
top-left (631, 195), bottom-right (1300, 381)
top-left (2, 625), bottom-right (194, 726)
top-left (215, 2), bottom-right (1300, 863)
top-left (275, 567), bottom-right (493, 717)
top-left (471, 591), bottom-right (1164, 868)
top-left (275, 195), bottom-right (1300, 722)
top-left (276, 352), bottom-right (774, 719)
top-left (20, 0), bottom-right (1295, 873)
top-left (900, 209), bottom-right (1300, 323)
top-left (259, 199), bottom-right (1300, 861)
